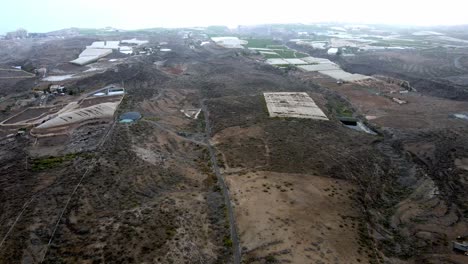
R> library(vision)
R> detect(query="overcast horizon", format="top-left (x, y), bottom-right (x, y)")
top-left (1, 0), bottom-right (468, 34)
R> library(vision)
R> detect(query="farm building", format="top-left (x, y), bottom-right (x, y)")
top-left (327, 48), bottom-right (339, 55)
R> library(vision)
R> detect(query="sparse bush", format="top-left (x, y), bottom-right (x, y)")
top-left (265, 255), bottom-right (277, 263)
top-left (223, 236), bottom-right (233, 247)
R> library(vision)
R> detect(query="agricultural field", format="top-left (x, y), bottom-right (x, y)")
top-left (244, 38), bottom-right (308, 59)
top-left (243, 38), bottom-right (278, 48)
top-left (261, 49), bottom-right (308, 59)
top-left (338, 48), bottom-right (468, 99)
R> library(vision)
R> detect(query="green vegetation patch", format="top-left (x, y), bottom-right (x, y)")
top-left (294, 52), bottom-right (309, 58)
top-left (244, 38), bottom-right (277, 48)
top-left (327, 99), bottom-right (354, 118)
top-left (369, 39), bottom-right (432, 48)
top-left (266, 44), bottom-right (288, 49)
top-left (262, 53), bottom-right (282, 59)
top-left (275, 50), bottom-right (296, 58)
top-left (223, 236), bottom-right (233, 247)
top-left (270, 50), bottom-right (309, 59)
top-left (31, 153), bottom-right (82, 171)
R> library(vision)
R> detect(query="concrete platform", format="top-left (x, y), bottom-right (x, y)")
top-left (264, 92), bottom-right (328, 120)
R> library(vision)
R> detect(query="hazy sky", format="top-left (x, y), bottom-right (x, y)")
top-left (1, 0), bottom-right (468, 34)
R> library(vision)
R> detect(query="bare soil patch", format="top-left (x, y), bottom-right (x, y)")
top-left (226, 171), bottom-right (367, 264)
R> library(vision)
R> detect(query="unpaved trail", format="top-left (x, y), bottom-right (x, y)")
top-left (201, 99), bottom-right (241, 264)
top-left (142, 119), bottom-right (207, 146)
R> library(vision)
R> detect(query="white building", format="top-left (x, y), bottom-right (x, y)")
top-left (327, 48), bottom-right (339, 55)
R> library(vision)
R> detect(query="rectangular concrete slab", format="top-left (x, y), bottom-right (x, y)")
top-left (318, 69), bottom-right (371, 81)
top-left (70, 48), bottom-right (113, 66)
top-left (264, 92), bottom-right (328, 120)
top-left (266, 58), bottom-right (289, 65)
top-left (282, 58), bottom-right (308, 65)
top-left (301, 57), bottom-right (333, 64)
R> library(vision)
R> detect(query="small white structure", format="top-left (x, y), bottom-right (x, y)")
top-left (49, 84), bottom-right (65, 93)
top-left (108, 87), bottom-right (125, 96)
top-left (181, 109), bottom-right (202, 119)
top-left (392, 97), bottom-right (407, 105)
top-left (119, 46), bottom-right (133, 54)
top-left (327, 48), bottom-right (339, 55)
top-left (264, 92), bottom-right (328, 120)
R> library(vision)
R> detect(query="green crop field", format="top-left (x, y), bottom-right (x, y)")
top-left (266, 45), bottom-right (288, 49)
top-left (260, 49), bottom-right (309, 59)
top-left (275, 50), bottom-right (296, 58)
top-left (262, 53), bottom-right (282, 59)
top-left (294, 52), bottom-right (309, 58)
top-left (369, 39), bottom-right (432, 48)
top-left (244, 39), bottom-right (277, 48)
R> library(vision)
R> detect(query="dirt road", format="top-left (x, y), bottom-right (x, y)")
top-left (201, 100), bottom-right (241, 264)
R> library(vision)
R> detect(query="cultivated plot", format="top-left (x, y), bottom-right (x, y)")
top-left (264, 92), bottom-right (328, 120)
top-left (298, 57), bottom-right (372, 81)
top-left (298, 63), bottom-right (340, 71)
top-left (319, 69), bottom-right (371, 82)
top-left (282, 58), bottom-right (308, 65)
top-left (265, 58), bottom-right (289, 65)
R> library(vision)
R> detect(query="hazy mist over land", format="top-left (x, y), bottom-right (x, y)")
top-left (1, 0), bottom-right (468, 34)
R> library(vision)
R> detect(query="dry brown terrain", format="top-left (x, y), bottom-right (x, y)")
top-left (226, 171), bottom-right (367, 264)
top-left (0, 29), bottom-right (468, 264)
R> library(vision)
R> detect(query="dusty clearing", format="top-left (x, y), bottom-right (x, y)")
top-left (226, 171), bottom-right (367, 264)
